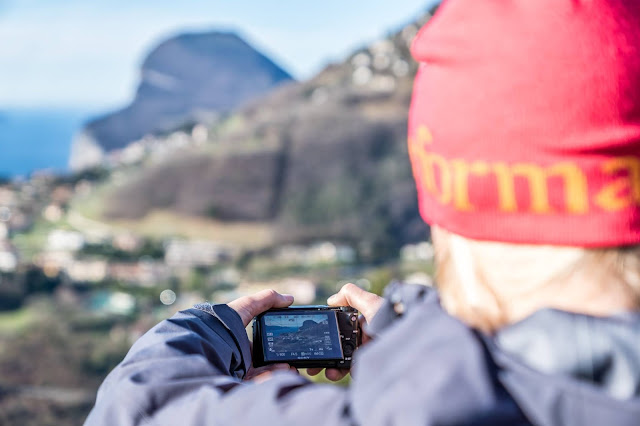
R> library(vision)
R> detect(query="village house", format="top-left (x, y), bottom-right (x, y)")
top-left (164, 239), bottom-right (233, 268)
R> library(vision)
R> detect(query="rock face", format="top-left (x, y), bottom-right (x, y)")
top-left (101, 10), bottom-right (436, 258)
top-left (69, 32), bottom-right (293, 170)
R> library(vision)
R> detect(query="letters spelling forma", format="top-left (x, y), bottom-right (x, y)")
top-left (408, 126), bottom-right (640, 215)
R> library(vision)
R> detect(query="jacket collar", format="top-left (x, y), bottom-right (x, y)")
top-left (495, 308), bottom-right (640, 400)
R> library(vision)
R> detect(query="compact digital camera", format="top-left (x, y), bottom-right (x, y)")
top-left (252, 306), bottom-right (361, 369)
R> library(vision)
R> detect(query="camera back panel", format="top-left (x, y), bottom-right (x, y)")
top-left (253, 306), bottom-right (361, 369)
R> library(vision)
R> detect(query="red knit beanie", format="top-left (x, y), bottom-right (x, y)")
top-left (408, 0), bottom-right (640, 247)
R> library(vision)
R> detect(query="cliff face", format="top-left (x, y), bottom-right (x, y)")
top-left (69, 32), bottom-right (293, 170)
top-left (100, 10), bottom-right (435, 256)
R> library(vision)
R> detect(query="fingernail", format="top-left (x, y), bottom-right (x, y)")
top-left (273, 364), bottom-right (291, 370)
top-left (282, 294), bottom-right (294, 301)
top-left (327, 294), bottom-right (337, 304)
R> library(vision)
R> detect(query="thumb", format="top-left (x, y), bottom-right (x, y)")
top-left (228, 289), bottom-right (294, 327)
top-left (327, 283), bottom-right (383, 323)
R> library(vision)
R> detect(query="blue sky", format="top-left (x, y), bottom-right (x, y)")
top-left (0, 0), bottom-right (435, 110)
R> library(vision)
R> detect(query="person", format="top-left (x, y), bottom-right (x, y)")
top-left (86, 1), bottom-right (640, 425)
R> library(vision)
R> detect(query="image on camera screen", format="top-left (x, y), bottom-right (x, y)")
top-left (262, 312), bottom-right (343, 362)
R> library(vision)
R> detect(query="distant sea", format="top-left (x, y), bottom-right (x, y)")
top-left (0, 109), bottom-right (94, 178)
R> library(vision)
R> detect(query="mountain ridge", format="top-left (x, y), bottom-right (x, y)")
top-left (69, 31), bottom-right (294, 170)
top-left (73, 6), bottom-right (439, 259)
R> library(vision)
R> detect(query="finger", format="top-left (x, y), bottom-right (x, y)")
top-left (325, 368), bottom-right (349, 381)
top-left (250, 289), bottom-right (295, 313)
top-left (358, 315), bottom-right (372, 344)
top-left (245, 363), bottom-right (291, 381)
top-left (263, 363), bottom-right (292, 372)
top-left (228, 290), bottom-right (294, 326)
top-left (327, 283), bottom-right (383, 322)
top-left (251, 371), bottom-right (273, 384)
top-left (306, 368), bottom-right (323, 376)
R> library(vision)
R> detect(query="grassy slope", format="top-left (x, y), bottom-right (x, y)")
top-left (69, 178), bottom-right (274, 249)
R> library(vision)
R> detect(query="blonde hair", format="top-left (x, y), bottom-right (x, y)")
top-left (432, 226), bottom-right (640, 333)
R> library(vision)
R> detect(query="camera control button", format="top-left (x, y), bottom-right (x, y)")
top-left (343, 342), bottom-right (356, 357)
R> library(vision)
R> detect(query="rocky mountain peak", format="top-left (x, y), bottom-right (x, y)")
top-left (70, 31), bottom-right (294, 170)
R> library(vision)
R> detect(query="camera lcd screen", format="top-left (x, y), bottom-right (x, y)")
top-left (261, 311), bottom-right (343, 362)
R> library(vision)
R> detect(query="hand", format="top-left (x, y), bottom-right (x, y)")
top-left (307, 283), bottom-right (383, 381)
top-left (228, 289), bottom-right (294, 327)
top-left (244, 363), bottom-right (298, 383)
top-left (328, 283), bottom-right (384, 323)
top-left (229, 290), bottom-right (297, 380)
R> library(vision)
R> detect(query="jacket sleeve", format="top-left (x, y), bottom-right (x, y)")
top-left (84, 303), bottom-right (351, 426)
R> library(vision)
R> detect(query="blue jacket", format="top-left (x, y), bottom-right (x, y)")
top-left (85, 283), bottom-right (640, 425)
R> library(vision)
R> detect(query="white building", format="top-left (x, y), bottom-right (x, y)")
top-left (165, 239), bottom-right (231, 268)
top-left (306, 242), bottom-right (356, 265)
top-left (400, 242), bottom-right (435, 262)
top-left (65, 260), bottom-right (108, 283)
top-left (275, 242), bottom-right (356, 266)
top-left (0, 246), bottom-right (17, 272)
top-left (47, 230), bottom-right (85, 252)
top-left (0, 223), bottom-right (8, 240)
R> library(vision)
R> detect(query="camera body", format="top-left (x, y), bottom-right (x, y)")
top-left (252, 306), bottom-right (361, 369)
